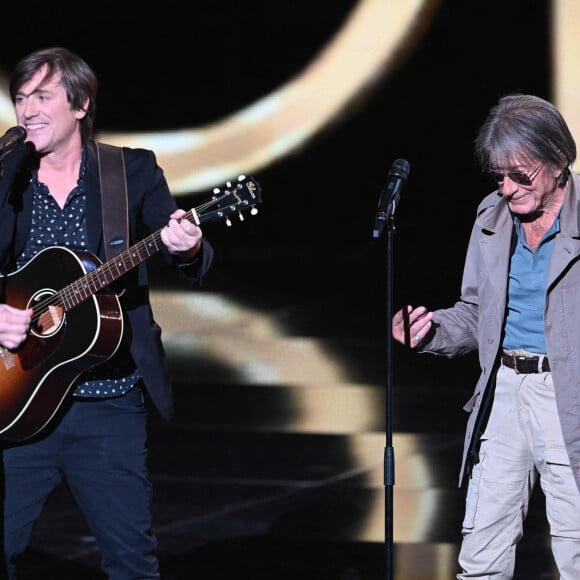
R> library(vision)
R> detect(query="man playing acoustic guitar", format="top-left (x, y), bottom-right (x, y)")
top-left (0, 47), bottom-right (214, 579)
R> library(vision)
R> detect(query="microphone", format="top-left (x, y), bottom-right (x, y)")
top-left (0, 126), bottom-right (27, 157)
top-left (372, 158), bottom-right (410, 239)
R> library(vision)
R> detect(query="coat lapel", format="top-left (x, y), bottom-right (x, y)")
top-left (477, 192), bottom-right (513, 307)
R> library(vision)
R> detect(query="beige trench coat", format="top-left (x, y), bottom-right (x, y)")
top-left (419, 172), bottom-right (580, 492)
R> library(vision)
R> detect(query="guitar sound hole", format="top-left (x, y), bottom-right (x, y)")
top-left (29, 291), bottom-right (64, 338)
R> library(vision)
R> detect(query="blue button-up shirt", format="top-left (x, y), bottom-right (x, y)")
top-left (502, 215), bottom-right (560, 354)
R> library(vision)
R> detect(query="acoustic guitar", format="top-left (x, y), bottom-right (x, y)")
top-left (0, 175), bottom-right (261, 442)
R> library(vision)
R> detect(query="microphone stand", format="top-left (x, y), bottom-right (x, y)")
top-left (373, 207), bottom-right (397, 580)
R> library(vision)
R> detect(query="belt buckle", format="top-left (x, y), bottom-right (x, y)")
top-left (511, 353), bottom-right (524, 374)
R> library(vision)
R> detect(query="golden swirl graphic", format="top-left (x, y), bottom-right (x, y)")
top-left (1, 0), bottom-right (574, 560)
top-left (0, 0), bottom-right (440, 193)
top-left (553, 0), bottom-right (580, 171)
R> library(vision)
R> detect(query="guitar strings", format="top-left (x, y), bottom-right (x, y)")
top-left (28, 187), bottom-right (245, 326)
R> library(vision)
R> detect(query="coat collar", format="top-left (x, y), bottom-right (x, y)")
top-left (559, 172), bottom-right (580, 237)
top-left (475, 171), bottom-right (580, 238)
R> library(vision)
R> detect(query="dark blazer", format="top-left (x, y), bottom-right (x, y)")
top-left (0, 139), bottom-right (214, 419)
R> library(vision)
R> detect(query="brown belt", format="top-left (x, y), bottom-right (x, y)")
top-left (501, 352), bottom-right (550, 374)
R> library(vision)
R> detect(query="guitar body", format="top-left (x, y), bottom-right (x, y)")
top-left (0, 247), bottom-right (123, 441)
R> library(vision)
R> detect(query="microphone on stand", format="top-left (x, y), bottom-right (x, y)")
top-left (374, 157), bottom-right (412, 580)
top-left (372, 159), bottom-right (410, 239)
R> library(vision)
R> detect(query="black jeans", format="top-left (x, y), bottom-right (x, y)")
top-left (2, 386), bottom-right (159, 579)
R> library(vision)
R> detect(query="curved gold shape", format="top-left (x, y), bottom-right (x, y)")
top-left (0, 0), bottom-right (439, 193)
top-left (553, 0), bottom-right (580, 170)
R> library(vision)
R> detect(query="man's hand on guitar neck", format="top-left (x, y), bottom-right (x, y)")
top-left (0, 304), bottom-right (33, 351)
top-left (160, 209), bottom-right (203, 260)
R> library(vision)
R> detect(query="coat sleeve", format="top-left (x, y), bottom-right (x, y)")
top-left (419, 220), bottom-right (481, 358)
top-left (124, 147), bottom-right (214, 285)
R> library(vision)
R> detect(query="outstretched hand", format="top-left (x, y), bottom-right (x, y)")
top-left (392, 305), bottom-right (433, 348)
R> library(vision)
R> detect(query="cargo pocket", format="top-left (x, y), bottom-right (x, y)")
top-left (545, 444), bottom-right (575, 491)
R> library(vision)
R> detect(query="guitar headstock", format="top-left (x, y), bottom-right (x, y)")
top-left (197, 175), bottom-right (262, 226)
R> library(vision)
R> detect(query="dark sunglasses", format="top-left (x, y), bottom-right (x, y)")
top-left (486, 162), bottom-right (543, 186)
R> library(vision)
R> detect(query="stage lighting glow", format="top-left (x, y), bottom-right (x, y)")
top-left (0, 0), bottom-right (439, 193)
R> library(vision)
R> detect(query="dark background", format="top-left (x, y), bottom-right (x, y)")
top-left (0, 1), bottom-right (551, 284)
top-left (0, 1), bottom-right (560, 577)
top-left (1, 0), bottom-right (554, 513)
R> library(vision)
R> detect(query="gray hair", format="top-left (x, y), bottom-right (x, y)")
top-left (474, 93), bottom-right (576, 186)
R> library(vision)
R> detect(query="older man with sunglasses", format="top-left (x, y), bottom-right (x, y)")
top-left (392, 93), bottom-right (580, 579)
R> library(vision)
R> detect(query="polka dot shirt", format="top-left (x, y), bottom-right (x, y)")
top-left (18, 161), bottom-right (141, 399)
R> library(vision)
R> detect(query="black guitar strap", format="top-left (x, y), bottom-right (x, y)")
top-left (96, 142), bottom-right (128, 260)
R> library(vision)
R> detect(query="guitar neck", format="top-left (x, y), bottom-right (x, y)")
top-left (55, 174), bottom-right (261, 313)
top-left (59, 209), bottom-right (198, 312)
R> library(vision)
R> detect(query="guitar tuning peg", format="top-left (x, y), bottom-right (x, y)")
top-left (251, 207), bottom-right (258, 215)
top-left (238, 174), bottom-right (246, 181)
top-left (238, 212), bottom-right (245, 221)
top-left (225, 218), bottom-right (232, 227)
top-left (213, 187), bottom-right (220, 194)
top-left (226, 181), bottom-right (232, 188)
